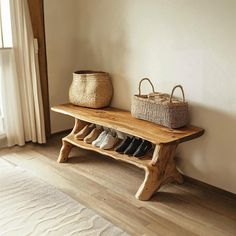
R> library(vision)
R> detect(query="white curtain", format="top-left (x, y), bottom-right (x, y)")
top-left (0, 0), bottom-right (46, 146)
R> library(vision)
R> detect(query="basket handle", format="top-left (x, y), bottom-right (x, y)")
top-left (138, 78), bottom-right (155, 95)
top-left (169, 85), bottom-right (185, 103)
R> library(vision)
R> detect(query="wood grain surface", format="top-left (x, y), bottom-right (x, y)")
top-left (28, 0), bottom-right (51, 138)
top-left (52, 103), bottom-right (204, 144)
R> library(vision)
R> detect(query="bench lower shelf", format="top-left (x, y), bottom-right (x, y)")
top-left (57, 119), bottom-right (184, 201)
top-left (63, 134), bottom-right (153, 169)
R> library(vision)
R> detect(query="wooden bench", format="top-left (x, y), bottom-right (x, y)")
top-left (52, 103), bottom-right (204, 201)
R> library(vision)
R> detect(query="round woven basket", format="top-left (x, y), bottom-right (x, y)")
top-left (69, 70), bottom-right (113, 108)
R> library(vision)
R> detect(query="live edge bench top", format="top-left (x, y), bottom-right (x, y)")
top-left (52, 103), bottom-right (204, 145)
top-left (52, 103), bottom-right (204, 200)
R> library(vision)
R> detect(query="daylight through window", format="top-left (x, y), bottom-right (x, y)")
top-left (0, 0), bottom-right (12, 48)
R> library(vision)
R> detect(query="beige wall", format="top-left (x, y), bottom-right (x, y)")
top-left (44, 0), bottom-right (76, 133)
top-left (45, 0), bottom-right (236, 193)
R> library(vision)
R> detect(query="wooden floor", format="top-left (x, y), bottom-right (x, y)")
top-left (1, 133), bottom-right (236, 236)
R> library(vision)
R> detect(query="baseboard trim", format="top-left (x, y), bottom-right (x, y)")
top-left (183, 175), bottom-right (236, 200)
top-left (50, 129), bottom-right (72, 137)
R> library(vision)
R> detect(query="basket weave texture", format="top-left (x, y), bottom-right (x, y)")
top-left (131, 78), bottom-right (188, 129)
top-left (69, 71), bottom-right (113, 108)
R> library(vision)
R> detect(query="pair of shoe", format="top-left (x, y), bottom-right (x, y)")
top-left (92, 130), bottom-right (118, 150)
top-left (115, 136), bottom-right (152, 158)
top-left (75, 124), bottom-right (103, 144)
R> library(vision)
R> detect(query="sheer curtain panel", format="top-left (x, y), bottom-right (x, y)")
top-left (0, 0), bottom-right (46, 146)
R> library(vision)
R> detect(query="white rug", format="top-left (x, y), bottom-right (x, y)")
top-left (0, 159), bottom-right (129, 236)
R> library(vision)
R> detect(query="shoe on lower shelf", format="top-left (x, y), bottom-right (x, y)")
top-left (84, 127), bottom-right (103, 144)
top-left (75, 123), bottom-right (95, 140)
top-left (100, 132), bottom-right (118, 150)
top-left (115, 136), bottom-right (132, 154)
top-left (133, 140), bottom-right (152, 158)
top-left (124, 137), bottom-right (142, 156)
top-left (92, 130), bottom-right (108, 147)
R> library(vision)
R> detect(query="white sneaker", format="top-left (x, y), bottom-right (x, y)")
top-left (100, 132), bottom-right (118, 150)
top-left (92, 131), bottom-right (107, 147)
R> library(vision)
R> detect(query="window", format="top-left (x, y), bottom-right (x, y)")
top-left (0, 0), bottom-right (12, 48)
top-left (0, 0), bottom-right (12, 137)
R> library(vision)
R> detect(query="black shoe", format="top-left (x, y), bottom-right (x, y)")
top-left (124, 138), bottom-right (142, 156)
top-left (133, 140), bottom-right (152, 158)
top-left (115, 136), bottom-right (132, 154)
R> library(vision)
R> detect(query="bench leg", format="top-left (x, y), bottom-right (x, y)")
top-left (135, 167), bottom-right (159, 200)
top-left (135, 143), bottom-right (183, 201)
top-left (58, 140), bottom-right (74, 163)
top-left (57, 118), bottom-right (89, 163)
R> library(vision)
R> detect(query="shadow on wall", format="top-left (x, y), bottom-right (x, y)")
top-left (76, 0), bottom-right (132, 110)
top-left (177, 103), bottom-right (236, 193)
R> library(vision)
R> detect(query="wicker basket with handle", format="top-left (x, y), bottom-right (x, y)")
top-left (131, 78), bottom-right (188, 129)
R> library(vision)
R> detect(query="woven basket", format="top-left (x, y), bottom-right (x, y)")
top-left (69, 70), bottom-right (113, 108)
top-left (131, 78), bottom-right (188, 129)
